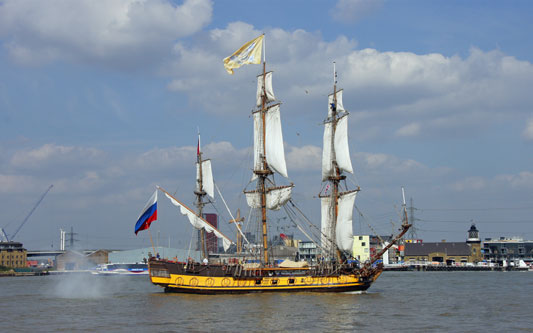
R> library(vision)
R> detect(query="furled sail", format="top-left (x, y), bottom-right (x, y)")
top-left (196, 159), bottom-right (214, 198)
top-left (253, 104), bottom-right (288, 179)
top-left (245, 185), bottom-right (293, 211)
top-left (327, 89), bottom-right (345, 118)
top-left (256, 71), bottom-right (276, 107)
top-left (336, 191), bottom-right (357, 252)
top-left (322, 114), bottom-right (353, 181)
top-left (163, 192), bottom-right (231, 251)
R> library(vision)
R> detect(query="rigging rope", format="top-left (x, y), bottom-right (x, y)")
top-left (186, 224), bottom-right (195, 262)
top-left (214, 182), bottom-right (251, 246)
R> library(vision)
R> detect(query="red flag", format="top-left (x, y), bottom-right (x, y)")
top-left (197, 134), bottom-right (201, 157)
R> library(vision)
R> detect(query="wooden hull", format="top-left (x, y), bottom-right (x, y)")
top-left (149, 259), bottom-right (382, 294)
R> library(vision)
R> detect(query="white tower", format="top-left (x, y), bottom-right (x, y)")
top-left (59, 228), bottom-right (66, 251)
top-left (467, 223), bottom-right (480, 243)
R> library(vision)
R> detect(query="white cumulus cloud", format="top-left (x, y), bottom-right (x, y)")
top-left (396, 122), bottom-right (421, 137)
top-left (0, 0), bottom-right (212, 68)
top-left (10, 143), bottom-right (104, 169)
top-left (523, 118), bottom-right (533, 140)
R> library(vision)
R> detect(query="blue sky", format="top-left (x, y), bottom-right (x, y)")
top-left (1, 0), bottom-right (532, 250)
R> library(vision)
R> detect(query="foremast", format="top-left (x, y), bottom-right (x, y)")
top-left (194, 134), bottom-right (214, 259)
top-left (320, 63), bottom-right (359, 264)
top-left (360, 187), bottom-right (411, 276)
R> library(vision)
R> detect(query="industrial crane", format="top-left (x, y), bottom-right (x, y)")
top-left (0, 184), bottom-right (53, 242)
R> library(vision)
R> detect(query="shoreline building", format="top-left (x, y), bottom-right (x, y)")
top-left (0, 241), bottom-right (27, 268)
top-left (404, 224), bottom-right (483, 265)
top-left (353, 235), bottom-right (370, 262)
top-left (483, 237), bottom-right (533, 264)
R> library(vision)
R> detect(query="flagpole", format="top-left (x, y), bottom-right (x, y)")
top-left (148, 228), bottom-right (156, 258)
top-left (263, 33), bottom-right (266, 63)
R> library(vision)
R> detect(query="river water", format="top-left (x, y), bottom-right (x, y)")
top-left (1, 271), bottom-right (531, 332)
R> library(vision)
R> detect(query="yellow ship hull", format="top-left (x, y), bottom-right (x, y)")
top-left (149, 260), bottom-right (382, 294)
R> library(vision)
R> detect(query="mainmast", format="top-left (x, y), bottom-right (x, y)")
top-left (247, 60), bottom-right (291, 265)
top-left (331, 64), bottom-right (343, 262)
top-left (225, 34), bottom-right (290, 266)
top-left (258, 61), bottom-right (272, 264)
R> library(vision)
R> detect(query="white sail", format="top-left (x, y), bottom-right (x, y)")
top-left (265, 104), bottom-right (288, 178)
top-left (322, 122), bottom-right (333, 181)
top-left (164, 192), bottom-right (231, 251)
top-left (327, 89), bottom-right (345, 118)
top-left (252, 111), bottom-right (262, 180)
top-left (336, 191), bottom-right (357, 252)
top-left (245, 186), bottom-right (293, 211)
top-left (320, 196), bottom-right (334, 252)
top-left (322, 115), bottom-right (353, 180)
top-left (196, 159), bottom-right (214, 199)
top-left (245, 192), bottom-right (259, 209)
top-left (256, 71), bottom-right (276, 107)
top-left (334, 115), bottom-right (353, 174)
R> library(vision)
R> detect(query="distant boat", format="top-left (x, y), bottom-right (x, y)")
top-left (92, 263), bottom-right (148, 276)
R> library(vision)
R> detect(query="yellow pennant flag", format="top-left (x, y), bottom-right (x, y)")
top-left (223, 34), bottom-right (264, 74)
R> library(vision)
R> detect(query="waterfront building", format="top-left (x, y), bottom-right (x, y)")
top-left (404, 224), bottom-right (483, 265)
top-left (56, 250), bottom-right (90, 270)
top-left (0, 241), bottom-right (27, 268)
top-left (203, 213), bottom-right (219, 253)
top-left (297, 241), bottom-right (319, 263)
top-left (483, 237), bottom-right (533, 264)
top-left (86, 249), bottom-right (109, 265)
top-left (353, 235), bottom-right (370, 262)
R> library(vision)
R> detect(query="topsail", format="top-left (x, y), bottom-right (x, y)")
top-left (322, 114), bottom-right (353, 181)
top-left (256, 71), bottom-right (276, 107)
top-left (196, 159), bottom-right (214, 198)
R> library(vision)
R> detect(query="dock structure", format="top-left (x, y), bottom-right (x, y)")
top-left (384, 264), bottom-right (528, 272)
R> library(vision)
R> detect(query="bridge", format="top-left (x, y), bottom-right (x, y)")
top-left (26, 250), bottom-right (112, 257)
top-left (27, 250), bottom-right (65, 257)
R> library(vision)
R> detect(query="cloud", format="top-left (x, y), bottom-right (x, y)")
top-left (163, 23), bottom-right (533, 143)
top-left (136, 146), bottom-right (195, 171)
top-left (450, 177), bottom-right (487, 192)
top-left (395, 122), bottom-right (421, 137)
top-left (10, 144), bottom-right (104, 170)
top-left (0, 0), bottom-right (212, 68)
top-left (354, 152), bottom-right (429, 175)
top-left (495, 171), bottom-right (533, 189)
top-left (0, 174), bottom-right (34, 193)
top-left (451, 171), bottom-right (533, 193)
top-left (286, 145), bottom-right (322, 171)
top-left (330, 0), bottom-right (383, 24)
top-left (523, 118), bottom-right (533, 140)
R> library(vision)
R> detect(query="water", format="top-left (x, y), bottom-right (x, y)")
top-left (1, 271), bottom-right (531, 332)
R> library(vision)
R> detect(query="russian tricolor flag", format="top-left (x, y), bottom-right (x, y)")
top-left (135, 190), bottom-right (157, 235)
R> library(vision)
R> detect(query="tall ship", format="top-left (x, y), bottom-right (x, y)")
top-left (146, 35), bottom-right (410, 294)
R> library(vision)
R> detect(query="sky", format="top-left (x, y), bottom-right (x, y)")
top-left (1, 0), bottom-right (532, 251)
